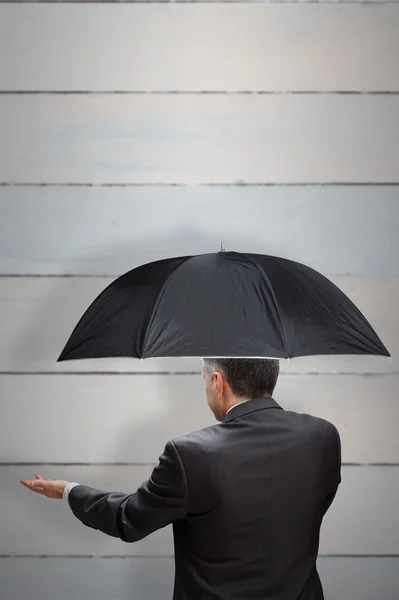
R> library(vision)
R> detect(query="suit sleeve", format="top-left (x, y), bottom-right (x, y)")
top-left (67, 440), bottom-right (188, 542)
top-left (322, 423), bottom-right (342, 515)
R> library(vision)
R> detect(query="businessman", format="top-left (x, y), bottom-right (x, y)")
top-left (21, 358), bottom-right (341, 600)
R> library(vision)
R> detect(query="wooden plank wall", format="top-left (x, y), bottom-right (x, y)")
top-left (0, 1), bottom-right (398, 599)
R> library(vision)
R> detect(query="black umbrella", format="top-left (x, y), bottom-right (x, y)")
top-left (58, 251), bottom-right (390, 362)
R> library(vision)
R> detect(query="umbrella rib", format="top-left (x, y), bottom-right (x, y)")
top-left (140, 256), bottom-right (193, 357)
top-left (244, 254), bottom-right (290, 358)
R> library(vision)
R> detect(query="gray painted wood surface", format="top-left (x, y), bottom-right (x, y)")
top-left (1, 0), bottom-right (398, 597)
top-left (1, 187), bottom-right (398, 276)
top-left (1, 4), bottom-right (399, 91)
top-left (2, 465), bottom-right (399, 554)
top-left (0, 277), bottom-right (394, 373)
top-left (1, 374), bottom-right (398, 464)
top-left (2, 94), bottom-right (399, 184)
top-left (1, 557), bottom-right (398, 600)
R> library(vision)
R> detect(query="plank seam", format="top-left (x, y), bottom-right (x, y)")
top-left (2, 462), bottom-right (398, 466)
top-left (0, 554), bottom-right (398, 559)
top-left (0, 371), bottom-right (396, 376)
top-left (2, 183), bottom-right (399, 187)
top-left (2, 0), bottom-right (399, 4)
top-left (0, 271), bottom-right (398, 279)
top-left (1, 91), bottom-right (399, 95)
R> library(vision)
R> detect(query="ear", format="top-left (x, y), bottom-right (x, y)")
top-left (214, 371), bottom-right (224, 400)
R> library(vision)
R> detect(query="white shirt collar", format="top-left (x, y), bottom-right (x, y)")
top-left (225, 399), bottom-right (251, 415)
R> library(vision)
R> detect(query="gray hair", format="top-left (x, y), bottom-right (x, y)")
top-left (202, 358), bottom-right (280, 399)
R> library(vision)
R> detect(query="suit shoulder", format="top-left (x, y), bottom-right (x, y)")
top-left (312, 416), bottom-right (340, 439)
top-left (285, 409), bottom-right (340, 440)
top-left (170, 423), bottom-right (223, 454)
top-left (306, 414), bottom-right (340, 446)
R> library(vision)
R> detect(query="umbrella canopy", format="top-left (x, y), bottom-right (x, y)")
top-left (58, 251), bottom-right (390, 362)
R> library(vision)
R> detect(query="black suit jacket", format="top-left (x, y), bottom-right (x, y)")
top-left (69, 396), bottom-right (341, 600)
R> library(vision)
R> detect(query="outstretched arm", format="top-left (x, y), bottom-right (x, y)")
top-left (67, 440), bottom-right (188, 542)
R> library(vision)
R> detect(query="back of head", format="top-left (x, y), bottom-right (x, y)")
top-left (202, 358), bottom-right (280, 399)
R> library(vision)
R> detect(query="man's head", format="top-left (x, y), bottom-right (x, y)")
top-left (202, 358), bottom-right (280, 422)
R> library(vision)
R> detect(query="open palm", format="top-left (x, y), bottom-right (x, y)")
top-left (20, 473), bottom-right (69, 499)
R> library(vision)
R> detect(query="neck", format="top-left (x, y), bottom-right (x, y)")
top-left (224, 397), bottom-right (251, 414)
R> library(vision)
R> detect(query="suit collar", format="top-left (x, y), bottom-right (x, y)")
top-left (223, 396), bottom-right (283, 423)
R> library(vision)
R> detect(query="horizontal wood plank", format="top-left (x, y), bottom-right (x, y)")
top-left (1, 95), bottom-right (399, 183)
top-left (1, 4), bottom-right (399, 91)
top-left (2, 465), bottom-right (399, 554)
top-left (1, 374), bottom-right (399, 464)
top-left (0, 557), bottom-right (398, 600)
top-left (0, 276), bottom-right (394, 374)
top-left (1, 186), bottom-right (399, 276)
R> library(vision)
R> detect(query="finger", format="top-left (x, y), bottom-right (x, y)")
top-left (31, 480), bottom-right (47, 492)
top-left (35, 474), bottom-right (53, 483)
top-left (20, 479), bottom-right (44, 493)
top-left (32, 479), bottom-right (45, 488)
top-left (21, 479), bottom-right (35, 486)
